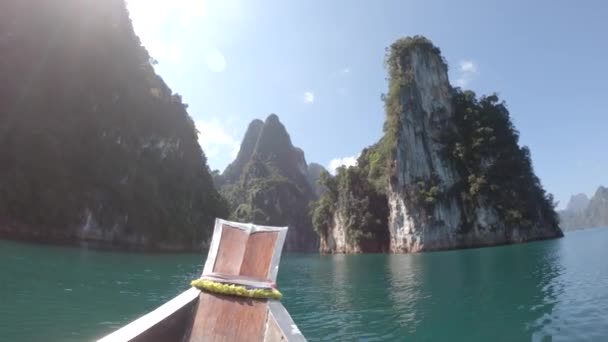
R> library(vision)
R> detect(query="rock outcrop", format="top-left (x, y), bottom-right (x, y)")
top-left (560, 187), bottom-right (608, 231)
top-left (313, 144), bottom-right (390, 253)
top-left (0, 0), bottom-right (227, 250)
top-left (313, 36), bottom-right (563, 253)
top-left (219, 114), bottom-right (318, 252)
top-left (385, 37), bottom-right (562, 252)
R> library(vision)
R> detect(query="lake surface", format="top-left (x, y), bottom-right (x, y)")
top-left (2, 228), bottom-right (608, 341)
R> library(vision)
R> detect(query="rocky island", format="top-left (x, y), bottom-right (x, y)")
top-left (0, 1), bottom-right (564, 254)
top-left (312, 36), bottom-right (563, 253)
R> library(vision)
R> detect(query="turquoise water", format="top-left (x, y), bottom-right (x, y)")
top-left (2, 228), bottom-right (608, 341)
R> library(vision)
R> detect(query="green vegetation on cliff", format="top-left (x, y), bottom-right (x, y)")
top-left (218, 114), bottom-right (318, 252)
top-left (312, 144), bottom-right (389, 250)
top-left (312, 37), bottom-right (440, 247)
top-left (0, 0), bottom-right (227, 249)
top-left (444, 91), bottom-right (559, 231)
top-left (383, 36), bottom-right (445, 156)
top-left (307, 163), bottom-right (328, 197)
top-left (312, 35), bottom-right (561, 252)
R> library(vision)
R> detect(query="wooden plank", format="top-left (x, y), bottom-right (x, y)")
top-left (97, 219), bottom-right (302, 342)
top-left (269, 302), bottom-right (307, 342)
top-left (264, 312), bottom-right (286, 342)
top-left (212, 225), bottom-right (248, 274)
top-left (189, 293), bottom-right (269, 342)
top-left (130, 299), bottom-right (197, 342)
top-left (97, 287), bottom-right (200, 342)
top-left (240, 231), bottom-right (278, 278)
top-left (188, 225), bottom-right (281, 341)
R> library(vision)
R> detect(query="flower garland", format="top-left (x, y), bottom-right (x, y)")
top-left (191, 279), bottom-right (283, 300)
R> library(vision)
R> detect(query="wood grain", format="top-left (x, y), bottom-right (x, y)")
top-left (264, 313), bottom-right (286, 342)
top-left (212, 225), bottom-right (248, 275)
top-left (189, 293), bottom-right (269, 342)
top-left (240, 231), bottom-right (278, 278)
top-left (188, 225), bottom-right (280, 341)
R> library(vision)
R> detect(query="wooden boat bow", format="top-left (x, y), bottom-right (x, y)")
top-left (98, 219), bottom-right (305, 342)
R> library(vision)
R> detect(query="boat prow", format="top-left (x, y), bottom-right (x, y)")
top-left (98, 219), bottom-right (306, 341)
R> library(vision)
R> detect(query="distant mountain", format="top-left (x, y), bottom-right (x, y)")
top-left (566, 193), bottom-right (590, 212)
top-left (306, 163), bottom-right (327, 197)
top-left (560, 187), bottom-right (608, 231)
top-left (218, 114), bottom-right (318, 252)
top-left (0, 0), bottom-right (227, 250)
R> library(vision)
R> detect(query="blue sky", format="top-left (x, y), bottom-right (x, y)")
top-left (126, 0), bottom-right (607, 208)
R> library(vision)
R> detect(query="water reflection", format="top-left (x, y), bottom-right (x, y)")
top-left (0, 240), bottom-right (203, 342)
top-left (366, 239), bottom-right (565, 341)
top-left (8, 231), bottom-right (608, 342)
top-left (386, 253), bottom-right (423, 334)
top-left (281, 254), bottom-right (399, 341)
top-left (531, 229), bottom-right (608, 341)
top-left (282, 239), bottom-right (571, 341)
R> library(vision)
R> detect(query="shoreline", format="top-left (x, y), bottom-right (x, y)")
top-left (1, 228), bottom-right (568, 256)
top-left (0, 230), bottom-right (203, 254)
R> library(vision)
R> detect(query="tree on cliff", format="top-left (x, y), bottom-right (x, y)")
top-left (0, 0), bottom-right (227, 249)
top-left (312, 36), bottom-right (562, 253)
top-left (218, 114), bottom-right (319, 252)
top-left (312, 147), bottom-right (390, 252)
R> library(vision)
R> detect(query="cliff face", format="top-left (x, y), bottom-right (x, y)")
top-left (385, 39), bottom-right (463, 252)
top-left (220, 115), bottom-right (318, 252)
top-left (313, 36), bottom-right (562, 253)
top-left (560, 187), bottom-right (608, 231)
top-left (306, 163), bottom-right (327, 197)
top-left (386, 37), bottom-right (562, 252)
top-left (313, 145), bottom-right (390, 254)
top-left (221, 119), bottom-right (264, 186)
top-left (0, 0), bottom-right (227, 250)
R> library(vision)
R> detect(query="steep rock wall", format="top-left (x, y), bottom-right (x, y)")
top-left (386, 37), bottom-right (562, 252)
top-left (0, 0), bottom-right (227, 250)
top-left (313, 36), bottom-right (562, 254)
top-left (219, 114), bottom-right (319, 252)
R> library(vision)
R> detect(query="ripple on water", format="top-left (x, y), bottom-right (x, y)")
top-left (4, 230), bottom-right (608, 341)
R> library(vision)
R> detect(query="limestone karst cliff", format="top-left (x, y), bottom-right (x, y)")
top-left (218, 115), bottom-right (319, 252)
top-left (0, 0), bottom-right (227, 250)
top-left (313, 144), bottom-right (390, 253)
top-left (313, 36), bottom-right (563, 253)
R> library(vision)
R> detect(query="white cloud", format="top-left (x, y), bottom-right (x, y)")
top-left (460, 61), bottom-right (476, 73)
top-left (328, 155), bottom-right (359, 175)
top-left (455, 60), bottom-right (478, 88)
top-left (195, 120), bottom-right (240, 159)
top-left (303, 91), bottom-right (315, 104)
top-left (203, 48), bottom-right (227, 72)
top-left (341, 68), bottom-right (350, 74)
